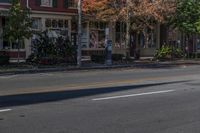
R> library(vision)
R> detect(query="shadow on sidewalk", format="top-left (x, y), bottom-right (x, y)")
top-left (0, 80), bottom-right (190, 108)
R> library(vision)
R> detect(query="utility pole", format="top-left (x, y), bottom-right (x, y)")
top-left (126, 0), bottom-right (130, 57)
top-left (77, 0), bottom-right (82, 67)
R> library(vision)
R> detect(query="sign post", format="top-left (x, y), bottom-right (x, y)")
top-left (77, 0), bottom-right (82, 67)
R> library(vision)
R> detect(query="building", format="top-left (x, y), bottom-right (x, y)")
top-left (0, 0), bottom-right (78, 62)
top-left (81, 20), bottom-right (161, 58)
top-left (0, 0), bottom-right (165, 62)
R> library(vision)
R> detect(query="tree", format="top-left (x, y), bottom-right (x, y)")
top-left (83, 0), bottom-right (175, 49)
top-left (83, 0), bottom-right (125, 21)
top-left (171, 0), bottom-right (200, 34)
top-left (2, 0), bottom-right (32, 63)
top-left (169, 0), bottom-right (200, 57)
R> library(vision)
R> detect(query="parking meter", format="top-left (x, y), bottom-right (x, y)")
top-left (105, 40), bottom-right (112, 65)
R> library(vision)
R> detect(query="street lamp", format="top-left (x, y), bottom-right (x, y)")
top-left (77, 0), bottom-right (82, 67)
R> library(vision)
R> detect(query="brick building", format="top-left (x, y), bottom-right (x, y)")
top-left (0, 0), bottom-right (78, 62)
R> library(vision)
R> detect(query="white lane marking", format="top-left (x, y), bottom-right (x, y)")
top-left (92, 90), bottom-right (175, 101)
top-left (0, 109), bottom-right (12, 113)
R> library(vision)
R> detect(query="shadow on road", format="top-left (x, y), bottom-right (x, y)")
top-left (0, 80), bottom-right (189, 108)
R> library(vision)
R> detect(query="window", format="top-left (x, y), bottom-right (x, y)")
top-left (32, 18), bottom-right (42, 30)
top-left (45, 19), bottom-right (68, 29)
top-left (38, 0), bottom-right (57, 7)
top-left (140, 28), bottom-right (156, 49)
top-left (3, 41), bottom-right (25, 50)
top-left (41, 0), bottom-right (52, 7)
top-left (68, 0), bottom-right (77, 8)
top-left (0, 0), bottom-right (10, 4)
top-left (45, 19), bottom-right (52, 28)
top-left (52, 19), bottom-right (58, 28)
top-left (89, 21), bottom-right (107, 48)
top-left (115, 22), bottom-right (126, 48)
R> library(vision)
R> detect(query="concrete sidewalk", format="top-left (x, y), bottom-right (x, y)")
top-left (0, 59), bottom-right (200, 76)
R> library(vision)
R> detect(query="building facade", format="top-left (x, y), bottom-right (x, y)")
top-left (81, 20), bottom-right (161, 58)
top-left (0, 0), bottom-right (78, 62)
top-left (0, 0), bottom-right (162, 62)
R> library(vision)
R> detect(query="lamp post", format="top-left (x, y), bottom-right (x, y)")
top-left (77, 0), bottom-right (82, 67)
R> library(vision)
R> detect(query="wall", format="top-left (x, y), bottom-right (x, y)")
top-left (29, 0), bottom-right (77, 14)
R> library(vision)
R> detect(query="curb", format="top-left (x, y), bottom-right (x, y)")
top-left (0, 65), bottom-right (132, 76)
top-left (0, 61), bottom-right (200, 76)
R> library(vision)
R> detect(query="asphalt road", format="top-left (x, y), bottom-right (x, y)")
top-left (0, 65), bottom-right (200, 133)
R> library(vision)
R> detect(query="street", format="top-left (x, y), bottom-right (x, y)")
top-left (0, 65), bottom-right (200, 133)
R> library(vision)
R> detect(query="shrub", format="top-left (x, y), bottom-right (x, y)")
top-left (26, 53), bottom-right (39, 64)
top-left (154, 45), bottom-right (184, 60)
top-left (174, 48), bottom-right (184, 58)
top-left (91, 55), bottom-right (105, 63)
top-left (27, 30), bottom-right (76, 65)
top-left (0, 55), bottom-right (10, 65)
top-left (112, 54), bottom-right (124, 61)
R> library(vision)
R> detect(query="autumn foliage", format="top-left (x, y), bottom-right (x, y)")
top-left (83, 0), bottom-right (176, 31)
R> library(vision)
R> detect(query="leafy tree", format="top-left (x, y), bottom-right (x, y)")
top-left (2, 0), bottom-right (32, 63)
top-left (83, 0), bottom-right (175, 48)
top-left (171, 0), bottom-right (200, 34)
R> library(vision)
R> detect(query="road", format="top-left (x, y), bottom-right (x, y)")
top-left (0, 65), bottom-right (200, 133)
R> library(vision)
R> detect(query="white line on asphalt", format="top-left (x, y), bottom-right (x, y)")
top-left (0, 109), bottom-right (12, 113)
top-left (92, 90), bottom-right (175, 101)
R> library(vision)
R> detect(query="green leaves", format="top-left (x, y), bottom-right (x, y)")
top-left (171, 0), bottom-right (200, 34)
top-left (2, 0), bottom-right (32, 43)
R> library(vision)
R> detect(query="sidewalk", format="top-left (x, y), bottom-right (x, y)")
top-left (0, 59), bottom-right (200, 76)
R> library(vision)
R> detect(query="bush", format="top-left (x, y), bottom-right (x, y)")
top-left (0, 55), bottom-right (10, 65)
top-left (112, 54), bottom-right (124, 61)
top-left (26, 53), bottom-right (39, 64)
top-left (174, 48), bottom-right (184, 58)
top-left (91, 55), bottom-right (105, 63)
top-left (27, 30), bottom-right (76, 65)
top-left (154, 45), bottom-right (184, 60)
